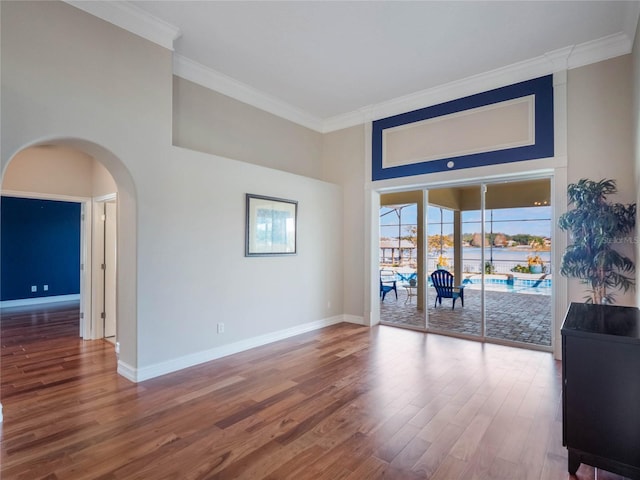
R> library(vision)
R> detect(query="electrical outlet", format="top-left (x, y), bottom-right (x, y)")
top-left (43, 285), bottom-right (49, 291)
top-left (217, 322), bottom-right (225, 334)
top-left (31, 285), bottom-right (37, 292)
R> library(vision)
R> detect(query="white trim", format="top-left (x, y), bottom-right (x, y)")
top-left (343, 314), bottom-right (365, 325)
top-left (116, 360), bottom-right (137, 383)
top-left (94, 193), bottom-right (117, 202)
top-left (326, 33), bottom-right (633, 133)
top-left (544, 46), bottom-right (574, 72)
top-left (89, 193), bottom-right (116, 340)
top-left (62, 0), bottom-right (635, 133)
top-left (65, 0), bottom-right (640, 133)
top-left (363, 118), bottom-right (376, 328)
top-left (0, 403), bottom-right (3, 423)
top-left (118, 315), bottom-right (346, 382)
top-left (64, 1), bottom-right (181, 51)
top-left (174, 28), bottom-right (632, 135)
top-left (552, 168), bottom-right (568, 361)
top-left (551, 69), bottom-right (569, 361)
top-left (79, 201), bottom-right (91, 339)
top-left (1, 189), bottom-right (91, 203)
top-left (0, 294), bottom-right (80, 309)
top-left (173, 54), bottom-right (324, 132)
top-left (326, 33), bottom-right (633, 132)
top-left (0, 190), bottom-right (92, 339)
top-left (366, 69), bottom-right (569, 356)
top-left (567, 32), bottom-right (633, 71)
top-left (323, 110), bottom-right (370, 134)
top-left (623, 2), bottom-right (640, 45)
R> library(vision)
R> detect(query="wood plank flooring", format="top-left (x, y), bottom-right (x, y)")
top-left (0, 303), bottom-right (629, 479)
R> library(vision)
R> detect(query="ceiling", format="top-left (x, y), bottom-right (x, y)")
top-left (71, 1), bottom-right (640, 131)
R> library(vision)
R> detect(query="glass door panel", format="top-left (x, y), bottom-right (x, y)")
top-left (379, 198), bottom-right (424, 329)
top-left (483, 180), bottom-right (552, 347)
top-left (426, 186), bottom-right (481, 337)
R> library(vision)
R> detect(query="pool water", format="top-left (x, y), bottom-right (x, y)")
top-left (461, 276), bottom-right (552, 295)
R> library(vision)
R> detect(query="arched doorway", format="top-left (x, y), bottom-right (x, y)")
top-left (0, 138), bottom-right (138, 386)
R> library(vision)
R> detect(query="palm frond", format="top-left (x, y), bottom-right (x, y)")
top-left (559, 178), bottom-right (636, 304)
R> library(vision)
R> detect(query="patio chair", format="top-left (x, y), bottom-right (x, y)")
top-left (380, 270), bottom-right (397, 301)
top-left (431, 269), bottom-right (465, 309)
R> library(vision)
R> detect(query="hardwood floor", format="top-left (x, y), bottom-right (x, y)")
top-left (0, 303), bottom-right (628, 479)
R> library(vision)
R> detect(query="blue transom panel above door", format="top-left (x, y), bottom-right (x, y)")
top-left (372, 75), bottom-right (554, 181)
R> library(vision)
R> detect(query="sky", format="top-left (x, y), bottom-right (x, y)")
top-left (380, 204), bottom-right (552, 238)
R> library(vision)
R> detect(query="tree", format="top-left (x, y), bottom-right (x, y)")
top-left (558, 179), bottom-right (636, 304)
top-left (427, 234), bottom-right (453, 255)
top-left (403, 225), bottom-right (418, 246)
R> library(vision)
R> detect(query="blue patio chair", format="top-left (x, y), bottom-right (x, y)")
top-left (397, 271), bottom-right (417, 283)
top-left (431, 269), bottom-right (464, 309)
top-left (380, 270), bottom-right (397, 301)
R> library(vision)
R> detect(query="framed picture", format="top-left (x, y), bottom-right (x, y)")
top-left (245, 194), bottom-right (298, 256)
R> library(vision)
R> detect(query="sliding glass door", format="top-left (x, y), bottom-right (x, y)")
top-left (483, 180), bottom-right (552, 347)
top-left (379, 195), bottom-right (425, 329)
top-left (424, 179), bottom-right (552, 350)
top-left (426, 186), bottom-right (482, 338)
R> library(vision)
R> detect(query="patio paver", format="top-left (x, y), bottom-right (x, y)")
top-left (380, 287), bottom-right (551, 346)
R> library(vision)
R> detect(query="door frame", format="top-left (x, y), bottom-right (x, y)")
top-left (369, 168), bottom-right (568, 359)
top-left (0, 189), bottom-right (92, 338)
top-left (420, 177), bottom-right (555, 352)
top-left (92, 193), bottom-right (117, 341)
top-left (0, 190), bottom-right (121, 343)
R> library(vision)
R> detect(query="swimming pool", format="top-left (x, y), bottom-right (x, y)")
top-left (461, 275), bottom-right (552, 295)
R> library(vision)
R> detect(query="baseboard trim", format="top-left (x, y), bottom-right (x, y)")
top-left (120, 315), bottom-right (348, 383)
top-left (116, 360), bottom-right (138, 383)
top-left (0, 294), bottom-right (80, 309)
top-left (343, 314), bottom-right (365, 325)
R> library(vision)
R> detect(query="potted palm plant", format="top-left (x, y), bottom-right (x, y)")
top-left (558, 179), bottom-right (636, 304)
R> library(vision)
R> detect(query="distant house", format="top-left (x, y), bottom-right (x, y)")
top-left (493, 233), bottom-right (508, 247)
top-left (380, 239), bottom-right (416, 265)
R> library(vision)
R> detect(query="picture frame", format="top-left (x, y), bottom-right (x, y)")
top-left (245, 194), bottom-right (298, 256)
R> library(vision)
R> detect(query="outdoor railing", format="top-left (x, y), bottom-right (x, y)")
top-left (429, 259), bottom-right (551, 275)
top-left (380, 259), bottom-right (552, 276)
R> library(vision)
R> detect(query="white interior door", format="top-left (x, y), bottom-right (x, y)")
top-left (103, 201), bottom-right (117, 339)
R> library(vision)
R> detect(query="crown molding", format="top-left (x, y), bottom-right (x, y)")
top-left (544, 46), bottom-right (574, 72)
top-left (65, 1), bottom-right (181, 51)
top-left (324, 54), bottom-right (553, 133)
top-left (322, 32), bottom-right (634, 133)
top-left (567, 32), bottom-right (633, 70)
top-left (322, 110), bottom-right (369, 134)
top-left (173, 54), bottom-right (324, 132)
top-left (623, 1), bottom-right (640, 45)
top-left (174, 29), bottom-right (633, 134)
top-left (61, 0), bottom-right (637, 134)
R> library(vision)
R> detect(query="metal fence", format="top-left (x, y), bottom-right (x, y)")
top-left (427, 258), bottom-right (551, 275)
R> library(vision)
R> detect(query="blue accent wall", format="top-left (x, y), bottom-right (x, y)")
top-left (372, 75), bottom-right (554, 181)
top-left (1, 196), bottom-right (81, 301)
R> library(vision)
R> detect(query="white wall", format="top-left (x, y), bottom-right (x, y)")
top-left (1, 1), bottom-right (343, 379)
top-left (137, 146), bottom-right (342, 367)
top-left (322, 125), bottom-right (365, 320)
top-left (567, 55), bottom-right (636, 306)
top-left (3, 0), bottom-right (635, 381)
top-left (173, 77), bottom-right (324, 179)
top-left (2, 145), bottom-right (115, 198)
top-left (321, 55), bottom-right (638, 324)
top-left (92, 160), bottom-right (117, 197)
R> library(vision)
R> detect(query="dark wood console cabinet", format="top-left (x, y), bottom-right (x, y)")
top-left (562, 303), bottom-right (640, 479)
